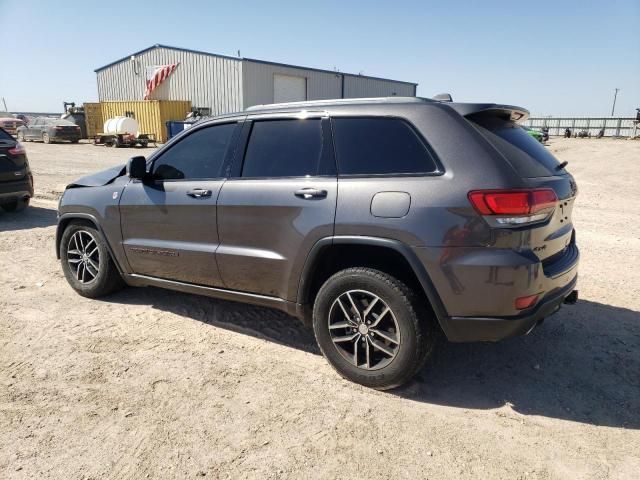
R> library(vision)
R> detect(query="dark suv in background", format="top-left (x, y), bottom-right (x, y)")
top-left (17, 117), bottom-right (81, 144)
top-left (56, 97), bottom-right (579, 389)
top-left (0, 127), bottom-right (33, 212)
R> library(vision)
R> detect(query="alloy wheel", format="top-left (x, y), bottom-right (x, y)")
top-left (66, 230), bottom-right (100, 284)
top-left (328, 289), bottom-right (401, 370)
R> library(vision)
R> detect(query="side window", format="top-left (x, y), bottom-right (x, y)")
top-left (332, 117), bottom-right (438, 175)
top-left (241, 119), bottom-right (323, 178)
top-left (153, 123), bottom-right (236, 180)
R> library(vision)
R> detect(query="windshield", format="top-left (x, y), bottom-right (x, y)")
top-left (469, 115), bottom-right (565, 177)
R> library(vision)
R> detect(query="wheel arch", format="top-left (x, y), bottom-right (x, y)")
top-left (296, 236), bottom-right (449, 329)
top-left (56, 213), bottom-right (125, 276)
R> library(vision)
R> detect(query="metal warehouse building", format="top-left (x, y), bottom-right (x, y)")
top-left (95, 44), bottom-right (418, 116)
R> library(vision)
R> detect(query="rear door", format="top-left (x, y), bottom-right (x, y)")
top-left (118, 121), bottom-right (241, 286)
top-left (216, 113), bottom-right (337, 300)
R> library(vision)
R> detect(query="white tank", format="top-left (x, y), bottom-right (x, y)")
top-left (103, 116), bottom-right (139, 135)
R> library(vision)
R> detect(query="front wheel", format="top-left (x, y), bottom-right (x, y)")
top-left (313, 267), bottom-right (437, 390)
top-left (16, 132), bottom-right (25, 142)
top-left (60, 222), bottom-right (125, 297)
top-left (43, 132), bottom-right (51, 144)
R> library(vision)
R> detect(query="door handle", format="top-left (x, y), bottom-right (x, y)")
top-left (186, 188), bottom-right (212, 198)
top-left (295, 188), bottom-right (328, 199)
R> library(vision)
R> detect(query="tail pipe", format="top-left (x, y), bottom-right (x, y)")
top-left (564, 290), bottom-right (578, 305)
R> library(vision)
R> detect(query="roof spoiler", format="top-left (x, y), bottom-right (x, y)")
top-left (449, 103), bottom-right (530, 123)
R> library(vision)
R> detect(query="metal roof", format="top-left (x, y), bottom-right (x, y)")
top-left (94, 44), bottom-right (418, 86)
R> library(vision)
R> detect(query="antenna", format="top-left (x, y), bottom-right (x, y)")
top-left (611, 88), bottom-right (620, 117)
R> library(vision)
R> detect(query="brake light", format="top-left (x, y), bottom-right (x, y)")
top-left (468, 189), bottom-right (557, 226)
top-left (515, 293), bottom-right (540, 310)
top-left (8, 142), bottom-right (26, 155)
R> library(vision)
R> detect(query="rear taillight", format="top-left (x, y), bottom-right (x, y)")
top-left (8, 142), bottom-right (26, 155)
top-left (515, 293), bottom-right (540, 310)
top-left (468, 188), bottom-right (557, 227)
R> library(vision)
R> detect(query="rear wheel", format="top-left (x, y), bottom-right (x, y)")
top-left (42, 132), bottom-right (51, 144)
top-left (60, 222), bottom-right (125, 297)
top-left (16, 132), bottom-right (25, 142)
top-left (1, 197), bottom-right (29, 213)
top-left (313, 267), bottom-right (437, 390)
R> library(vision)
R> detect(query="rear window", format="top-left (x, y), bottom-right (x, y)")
top-left (332, 118), bottom-right (438, 175)
top-left (470, 116), bottom-right (565, 177)
top-left (0, 128), bottom-right (13, 141)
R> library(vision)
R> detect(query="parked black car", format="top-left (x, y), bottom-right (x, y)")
top-left (17, 117), bottom-right (81, 144)
top-left (0, 127), bottom-right (33, 212)
top-left (56, 97), bottom-right (579, 389)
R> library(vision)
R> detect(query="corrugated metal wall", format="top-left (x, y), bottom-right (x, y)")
top-left (242, 61), bottom-right (342, 108)
top-left (96, 47), bottom-right (242, 116)
top-left (241, 60), bottom-right (416, 108)
top-left (343, 75), bottom-right (415, 98)
top-left (83, 103), bottom-right (103, 138)
top-left (98, 100), bottom-right (191, 142)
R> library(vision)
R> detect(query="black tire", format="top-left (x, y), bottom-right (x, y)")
top-left (60, 221), bottom-right (125, 298)
top-left (71, 139), bottom-right (80, 144)
top-left (1, 197), bottom-right (29, 213)
top-left (313, 267), bottom-right (437, 390)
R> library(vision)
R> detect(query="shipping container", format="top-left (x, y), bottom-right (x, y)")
top-left (83, 102), bottom-right (103, 138)
top-left (98, 100), bottom-right (191, 142)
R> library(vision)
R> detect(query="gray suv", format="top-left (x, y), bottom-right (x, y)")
top-left (56, 97), bottom-right (579, 389)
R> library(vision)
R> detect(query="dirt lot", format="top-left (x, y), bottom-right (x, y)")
top-left (1, 139), bottom-right (639, 479)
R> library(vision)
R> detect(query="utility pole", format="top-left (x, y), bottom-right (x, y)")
top-left (611, 88), bottom-right (619, 117)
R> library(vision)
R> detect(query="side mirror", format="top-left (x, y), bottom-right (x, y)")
top-left (127, 156), bottom-right (147, 179)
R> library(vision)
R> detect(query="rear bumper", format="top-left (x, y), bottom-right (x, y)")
top-left (411, 242), bottom-right (580, 342)
top-left (51, 133), bottom-right (80, 141)
top-left (443, 275), bottom-right (578, 342)
top-left (0, 178), bottom-right (33, 202)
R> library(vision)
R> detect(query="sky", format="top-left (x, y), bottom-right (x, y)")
top-left (1, 0), bottom-right (638, 116)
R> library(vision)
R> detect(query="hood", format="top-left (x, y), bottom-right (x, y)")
top-left (67, 164), bottom-right (126, 188)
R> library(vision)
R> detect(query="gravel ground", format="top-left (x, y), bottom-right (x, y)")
top-left (1, 138), bottom-right (639, 479)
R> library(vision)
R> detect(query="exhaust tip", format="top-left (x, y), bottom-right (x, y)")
top-left (564, 290), bottom-right (578, 305)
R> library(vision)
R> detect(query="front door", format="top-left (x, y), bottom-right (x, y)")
top-left (216, 115), bottom-right (337, 300)
top-left (26, 118), bottom-right (40, 139)
top-left (119, 121), bottom-right (241, 287)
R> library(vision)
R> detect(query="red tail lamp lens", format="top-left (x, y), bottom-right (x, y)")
top-left (515, 294), bottom-right (540, 310)
top-left (8, 143), bottom-right (26, 155)
top-left (468, 189), bottom-right (558, 215)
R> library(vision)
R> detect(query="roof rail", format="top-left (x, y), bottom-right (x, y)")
top-left (245, 96), bottom-right (432, 112)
